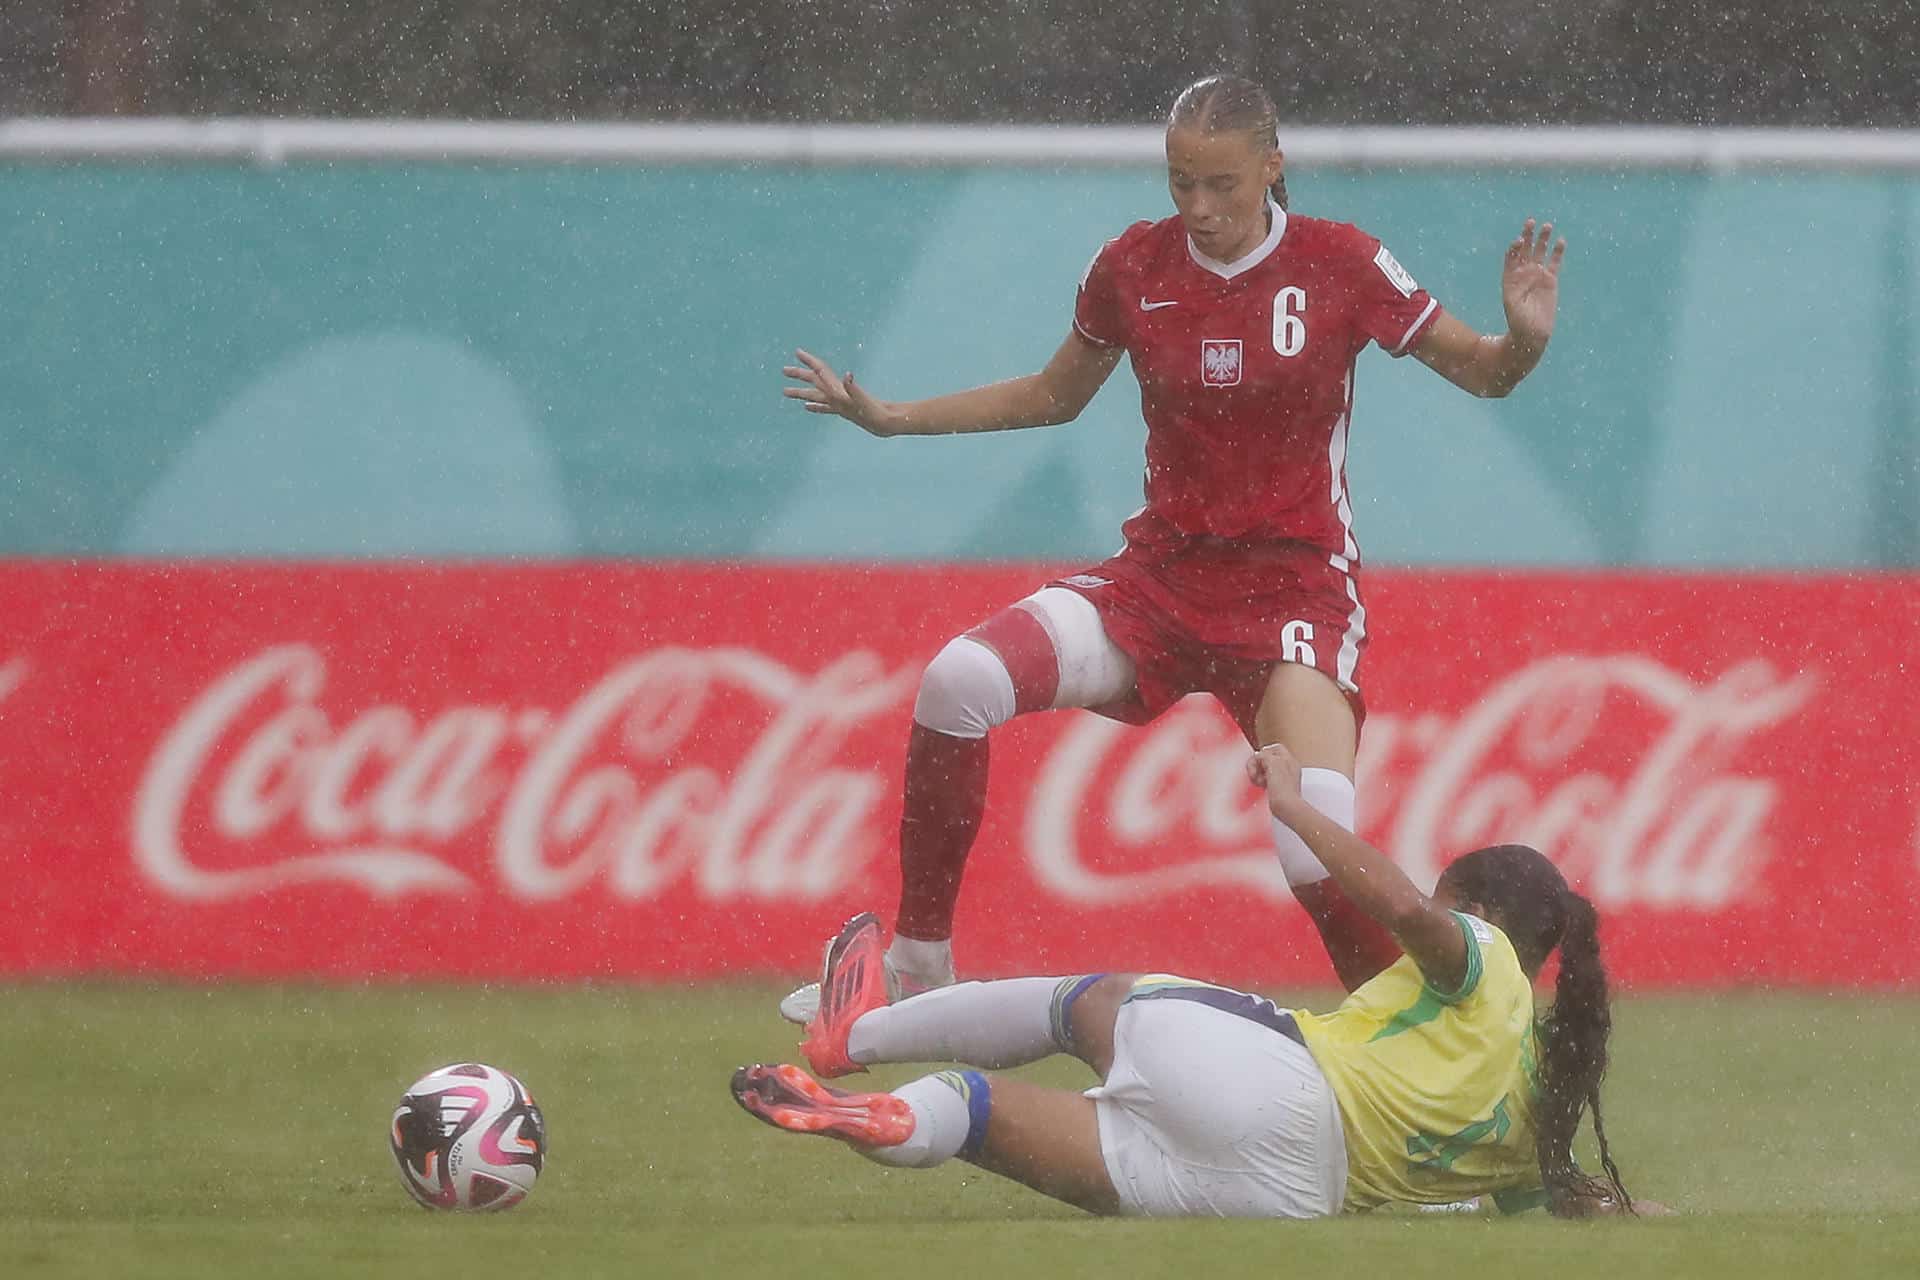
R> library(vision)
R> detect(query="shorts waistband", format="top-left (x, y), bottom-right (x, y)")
top-left (1131, 530), bottom-right (1338, 558)
top-left (1124, 979), bottom-right (1306, 1048)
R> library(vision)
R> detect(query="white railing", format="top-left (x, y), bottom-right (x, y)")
top-left (4, 118), bottom-right (1920, 171)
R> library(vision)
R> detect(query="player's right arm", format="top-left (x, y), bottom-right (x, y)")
top-left (782, 333), bottom-right (1123, 438)
top-left (1248, 743), bottom-right (1470, 992)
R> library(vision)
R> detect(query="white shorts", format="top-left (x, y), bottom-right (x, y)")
top-left (1085, 981), bottom-right (1347, 1219)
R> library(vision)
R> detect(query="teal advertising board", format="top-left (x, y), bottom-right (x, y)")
top-left (4, 163), bottom-right (1915, 565)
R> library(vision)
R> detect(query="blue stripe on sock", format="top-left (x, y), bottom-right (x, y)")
top-left (954, 1069), bottom-right (993, 1159)
top-left (1051, 973), bottom-right (1107, 1053)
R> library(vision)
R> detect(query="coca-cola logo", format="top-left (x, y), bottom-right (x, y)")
top-left (134, 644), bottom-right (916, 901)
top-left (1027, 655), bottom-right (1816, 909)
top-left (1368, 656), bottom-right (1815, 909)
top-left (133, 646), bottom-right (1816, 912)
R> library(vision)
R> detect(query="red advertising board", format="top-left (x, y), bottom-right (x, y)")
top-left (2, 562), bottom-right (1916, 987)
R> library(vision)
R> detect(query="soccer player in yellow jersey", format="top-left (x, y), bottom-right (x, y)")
top-left (732, 743), bottom-right (1654, 1219)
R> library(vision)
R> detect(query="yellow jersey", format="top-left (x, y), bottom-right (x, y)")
top-left (1293, 912), bottom-right (1544, 1211)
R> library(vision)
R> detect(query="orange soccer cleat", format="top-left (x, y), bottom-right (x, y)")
top-left (729, 1063), bottom-right (916, 1148)
top-left (798, 911), bottom-right (892, 1078)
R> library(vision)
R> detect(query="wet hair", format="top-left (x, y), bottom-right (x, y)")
top-left (1436, 844), bottom-right (1634, 1217)
top-left (1167, 73), bottom-right (1288, 211)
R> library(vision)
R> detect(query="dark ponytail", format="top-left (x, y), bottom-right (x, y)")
top-left (1535, 892), bottom-right (1633, 1215)
top-left (1436, 846), bottom-right (1635, 1217)
top-left (1270, 171), bottom-right (1289, 212)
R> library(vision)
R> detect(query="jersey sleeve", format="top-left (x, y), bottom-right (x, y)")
top-left (1072, 235), bottom-right (1127, 348)
top-left (1423, 912), bottom-right (1488, 1004)
top-left (1353, 235), bottom-right (1442, 357)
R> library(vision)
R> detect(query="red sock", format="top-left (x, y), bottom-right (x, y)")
top-left (1292, 877), bottom-right (1403, 992)
top-left (894, 723), bottom-right (991, 941)
top-left (894, 604), bottom-right (1060, 942)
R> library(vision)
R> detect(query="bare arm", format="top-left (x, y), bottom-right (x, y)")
top-left (1412, 219), bottom-right (1565, 400)
top-left (1247, 744), bottom-right (1468, 992)
top-left (782, 332), bottom-right (1124, 438)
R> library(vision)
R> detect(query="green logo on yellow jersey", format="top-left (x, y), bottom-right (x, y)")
top-left (1407, 1096), bottom-right (1514, 1175)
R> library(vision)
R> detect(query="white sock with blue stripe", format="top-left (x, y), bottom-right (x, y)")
top-left (846, 976), bottom-right (1074, 1069)
top-left (859, 1071), bottom-right (991, 1169)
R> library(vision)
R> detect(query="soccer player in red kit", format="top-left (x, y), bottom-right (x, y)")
top-left (780, 74), bottom-right (1567, 1021)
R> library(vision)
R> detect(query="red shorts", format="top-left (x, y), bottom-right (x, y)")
top-left (1050, 537), bottom-right (1368, 740)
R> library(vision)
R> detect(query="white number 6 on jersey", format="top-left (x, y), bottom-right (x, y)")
top-left (1272, 286), bottom-right (1308, 358)
top-left (1281, 619), bottom-right (1316, 665)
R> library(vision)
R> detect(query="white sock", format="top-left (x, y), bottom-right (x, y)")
top-left (886, 935), bottom-right (956, 987)
top-left (1270, 766), bottom-right (1358, 887)
top-left (860, 1073), bottom-right (975, 1169)
top-left (848, 977), bottom-right (1067, 1069)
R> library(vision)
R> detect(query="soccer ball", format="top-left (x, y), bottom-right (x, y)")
top-left (389, 1062), bottom-right (547, 1212)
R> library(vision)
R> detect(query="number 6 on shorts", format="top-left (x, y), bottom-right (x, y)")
top-left (1280, 619), bottom-right (1316, 666)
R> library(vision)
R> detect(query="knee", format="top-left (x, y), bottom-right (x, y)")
top-left (1067, 973), bottom-right (1139, 1075)
top-left (1079, 973), bottom-right (1138, 1018)
top-left (912, 637), bottom-right (1016, 738)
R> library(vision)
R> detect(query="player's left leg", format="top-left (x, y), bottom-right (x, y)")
top-left (1245, 662), bottom-right (1400, 990)
top-left (877, 976), bottom-right (1135, 1215)
top-left (743, 969), bottom-right (1135, 1215)
top-left (731, 1063), bottom-right (1122, 1214)
top-left (962, 1075), bottom-right (1122, 1214)
top-left (842, 971), bottom-right (1135, 1214)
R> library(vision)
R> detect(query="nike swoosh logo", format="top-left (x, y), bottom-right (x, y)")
top-left (1139, 298), bottom-right (1180, 311)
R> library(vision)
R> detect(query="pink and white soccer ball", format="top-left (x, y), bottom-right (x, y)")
top-left (389, 1063), bottom-right (547, 1212)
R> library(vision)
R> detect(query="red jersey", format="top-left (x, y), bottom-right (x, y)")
top-left (1073, 202), bottom-right (1442, 567)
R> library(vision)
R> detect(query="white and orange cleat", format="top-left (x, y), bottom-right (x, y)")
top-left (797, 912), bottom-right (894, 1077)
top-left (778, 934), bottom-right (950, 1027)
top-left (729, 1063), bottom-right (916, 1149)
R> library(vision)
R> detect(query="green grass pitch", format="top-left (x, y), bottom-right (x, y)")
top-left (5, 982), bottom-right (1919, 1278)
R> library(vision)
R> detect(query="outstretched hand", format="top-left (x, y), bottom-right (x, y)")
top-left (1501, 219), bottom-right (1566, 353)
top-left (1560, 1191), bottom-right (1674, 1218)
top-left (1246, 743), bottom-right (1304, 816)
top-left (782, 349), bottom-right (899, 437)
